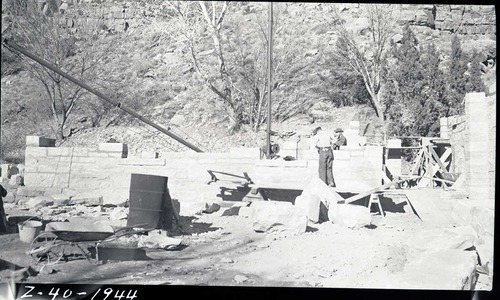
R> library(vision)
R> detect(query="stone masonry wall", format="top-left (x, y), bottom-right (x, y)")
top-left (440, 91), bottom-right (496, 205)
top-left (440, 115), bottom-right (468, 185)
top-left (439, 91), bottom-right (496, 261)
top-left (23, 136), bottom-right (383, 205)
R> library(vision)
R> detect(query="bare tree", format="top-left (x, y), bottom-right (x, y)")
top-left (167, 1), bottom-right (245, 131)
top-left (167, 1), bottom-right (321, 132)
top-left (328, 4), bottom-right (398, 140)
top-left (4, 0), bottom-right (120, 140)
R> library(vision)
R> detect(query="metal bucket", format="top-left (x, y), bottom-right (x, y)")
top-left (18, 220), bottom-right (43, 243)
top-left (127, 174), bottom-right (173, 229)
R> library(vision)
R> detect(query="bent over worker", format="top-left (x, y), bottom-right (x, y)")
top-left (312, 127), bottom-right (336, 187)
top-left (333, 127), bottom-right (347, 150)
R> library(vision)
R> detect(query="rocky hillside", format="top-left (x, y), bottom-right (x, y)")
top-left (0, 1), bottom-right (496, 161)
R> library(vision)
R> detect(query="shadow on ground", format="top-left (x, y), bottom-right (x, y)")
top-left (379, 196), bottom-right (408, 213)
top-left (173, 216), bottom-right (221, 236)
top-left (0, 258), bottom-right (23, 272)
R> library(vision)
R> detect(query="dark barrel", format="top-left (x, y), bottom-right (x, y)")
top-left (127, 174), bottom-right (173, 229)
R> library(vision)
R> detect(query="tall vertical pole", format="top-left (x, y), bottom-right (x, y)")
top-left (266, 1), bottom-right (273, 159)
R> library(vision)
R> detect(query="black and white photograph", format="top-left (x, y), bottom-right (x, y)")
top-left (0, 0), bottom-right (496, 298)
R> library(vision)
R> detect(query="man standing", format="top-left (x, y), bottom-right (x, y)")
top-left (312, 126), bottom-right (336, 187)
top-left (0, 184), bottom-right (7, 234)
top-left (333, 128), bottom-right (347, 150)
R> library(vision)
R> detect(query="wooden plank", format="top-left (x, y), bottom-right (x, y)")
top-left (415, 150), bottom-right (432, 187)
top-left (384, 164), bottom-right (399, 177)
top-left (410, 149), bottom-right (424, 175)
top-left (424, 176), bottom-right (456, 184)
top-left (207, 170), bottom-right (253, 184)
top-left (382, 171), bottom-right (392, 185)
top-left (441, 148), bottom-right (452, 163)
top-left (451, 173), bottom-right (465, 189)
top-left (345, 176), bottom-right (422, 204)
top-left (429, 147), bottom-right (448, 174)
top-left (416, 177), bottom-right (431, 188)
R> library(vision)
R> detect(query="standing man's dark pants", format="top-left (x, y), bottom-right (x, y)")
top-left (318, 148), bottom-right (335, 187)
top-left (0, 184), bottom-right (7, 234)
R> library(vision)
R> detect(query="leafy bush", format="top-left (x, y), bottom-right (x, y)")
top-left (383, 25), bottom-right (485, 138)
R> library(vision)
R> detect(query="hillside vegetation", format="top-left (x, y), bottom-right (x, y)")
top-left (0, 1), bottom-right (496, 162)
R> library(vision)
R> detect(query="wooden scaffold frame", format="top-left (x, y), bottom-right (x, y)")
top-left (382, 138), bottom-right (463, 189)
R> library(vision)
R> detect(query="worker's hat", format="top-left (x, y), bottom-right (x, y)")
top-left (334, 128), bottom-right (343, 133)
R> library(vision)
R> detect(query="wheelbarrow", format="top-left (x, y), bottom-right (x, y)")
top-left (26, 222), bottom-right (153, 266)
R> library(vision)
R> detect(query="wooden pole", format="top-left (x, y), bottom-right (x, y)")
top-left (266, 2), bottom-right (273, 159)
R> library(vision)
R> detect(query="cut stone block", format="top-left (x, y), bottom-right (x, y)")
top-left (251, 201), bottom-right (307, 233)
top-left (109, 207), bottom-right (128, 220)
top-left (16, 186), bottom-right (46, 197)
top-left (23, 172), bottom-right (56, 187)
top-left (16, 164), bottom-right (25, 176)
top-left (0, 164), bottom-right (9, 179)
top-left (101, 190), bottom-right (128, 206)
top-left (69, 193), bottom-right (103, 206)
top-left (255, 160), bottom-right (307, 167)
top-left (26, 136), bottom-right (56, 147)
top-left (238, 206), bottom-right (253, 218)
top-left (298, 177), bottom-right (344, 211)
top-left (47, 147), bottom-right (72, 157)
top-left (89, 151), bottom-right (110, 157)
top-left (452, 201), bottom-right (495, 239)
top-left (43, 187), bottom-right (65, 195)
top-left (98, 143), bottom-right (127, 153)
top-left (25, 147), bottom-right (48, 158)
top-left (48, 194), bottom-right (72, 205)
top-left (119, 158), bottom-right (166, 166)
top-left (179, 201), bottom-right (207, 216)
top-left (332, 150), bottom-right (350, 160)
top-left (8, 174), bottom-right (23, 186)
top-left (295, 194), bottom-right (321, 223)
top-left (46, 221), bottom-right (114, 233)
top-left (406, 227), bottom-right (477, 256)
top-left (328, 203), bottom-right (371, 229)
top-left (137, 231), bottom-right (182, 249)
top-left (229, 147), bottom-right (260, 158)
top-left (22, 196), bottom-right (55, 209)
top-left (389, 249), bottom-right (478, 290)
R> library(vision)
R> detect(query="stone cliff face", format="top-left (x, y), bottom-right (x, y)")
top-left (402, 4), bottom-right (496, 35)
top-left (49, 2), bottom-right (495, 61)
top-left (26, 2), bottom-right (496, 39)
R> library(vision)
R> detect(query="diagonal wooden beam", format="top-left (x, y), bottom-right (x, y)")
top-left (344, 176), bottom-right (422, 204)
top-left (440, 148), bottom-right (452, 163)
top-left (429, 146), bottom-right (448, 174)
top-left (410, 148), bottom-right (424, 175)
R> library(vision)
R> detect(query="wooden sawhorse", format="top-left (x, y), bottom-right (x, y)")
top-left (367, 193), bottom-right (385, 217)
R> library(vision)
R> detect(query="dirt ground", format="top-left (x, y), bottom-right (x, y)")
top-left (0, 193), bottom-right (493, 296)
top-left (0, 203), bottom-right (459, 286)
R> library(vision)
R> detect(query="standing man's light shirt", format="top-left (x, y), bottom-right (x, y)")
top-left (314, 130), bottom-right (335, 148)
